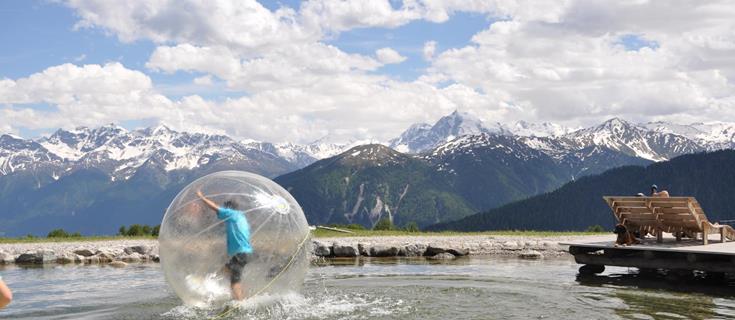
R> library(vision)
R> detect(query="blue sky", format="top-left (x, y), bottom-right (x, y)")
top-left (327, 12), bottom-right (493, 81)
top-left (1, 1), bottom-right (226, 102)
top-left (1, 1), bottom-right (734, 143)
top-left (0, 0), bottom-right (653, 84)
top-left (1, 1), bottom-right (151, 77)
top-left (0, 0), bottom-right (498, 139)
top-left (1, 1), bottom-right (490, 90)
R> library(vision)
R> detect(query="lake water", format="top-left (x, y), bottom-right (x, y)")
top-left (1, 257), bottom-right (735, 319)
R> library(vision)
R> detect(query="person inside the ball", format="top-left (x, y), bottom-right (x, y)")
top-left (196, 190), bottom-right (253, 301)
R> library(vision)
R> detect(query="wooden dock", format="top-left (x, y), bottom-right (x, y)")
top-left (561, 235), bottom-right (735, 274)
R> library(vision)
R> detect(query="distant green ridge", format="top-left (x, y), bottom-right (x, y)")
top-left (428, 150), bottom-right (735, 231)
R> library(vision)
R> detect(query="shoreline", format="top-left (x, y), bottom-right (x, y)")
top-left (0, 234), bottom-right (614, 266)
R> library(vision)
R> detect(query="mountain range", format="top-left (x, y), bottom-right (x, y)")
top-left (1, 111), bottom-right (734, 235)
top-left (391, 111), bottom-right (730, 162)
top-left (0, 124), bottom-right (339, 180)
top-left (270, 114), bottom-right (733, 229)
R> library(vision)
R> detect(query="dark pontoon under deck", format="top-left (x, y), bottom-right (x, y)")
top-left (562, 235), bottom-right (735, 274)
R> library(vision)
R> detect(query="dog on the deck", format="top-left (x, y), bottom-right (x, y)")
top-left (613, 224), bottom-right (640, 247)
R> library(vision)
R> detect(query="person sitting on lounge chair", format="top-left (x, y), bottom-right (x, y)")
top-left (650, 184), bottom-right (669, 197)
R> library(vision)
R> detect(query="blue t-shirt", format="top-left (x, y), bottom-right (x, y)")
top-left (217, 207), bottom-right (253, 256)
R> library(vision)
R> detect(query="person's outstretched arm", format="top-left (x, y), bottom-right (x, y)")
top-left (196, 190), bottom-right (220, 212)
top-left (0, 278), bottom-right (12, 309)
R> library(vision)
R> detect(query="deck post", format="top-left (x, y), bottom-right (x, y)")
top-left (656, 229), bottom-right (663, 243)
top-left (702, 222), bottom-right (709, 245)
top-left (721, 228), bottom-right (726, 243)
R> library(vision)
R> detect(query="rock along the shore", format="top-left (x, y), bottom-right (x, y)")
top-left (73, 249), bottom-right (95, 257)
top-left (332, 243), bottom-right (358, 257)
top-left (109, 261), bottom-right (128, 268)
top-left (518, 250), bottom-right (543, 260)
top-left (358, 243), bottom-right (370, 256)
top-left (16, 249), bottom-right (56, 264)
top-left (369, 246), bottom-right (399, 257)
top-left (124, 245), bottom-right (150, 255)
top-left (313, 241), bottom-right (332, 257)
top-left (427, 252), bottom-right (456, 260)
top-left (0, 251), bottom-right (15, 264)
top-left (399, 244), bottom-right (427, 257)
top-left (425, 244), bottom-right (469, 257)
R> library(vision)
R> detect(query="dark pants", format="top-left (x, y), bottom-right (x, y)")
top-left (225, 252), bottom-right (251, 283)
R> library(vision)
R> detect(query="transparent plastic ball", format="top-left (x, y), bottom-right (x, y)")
top-left (159, 171), bottom-right (311, 306)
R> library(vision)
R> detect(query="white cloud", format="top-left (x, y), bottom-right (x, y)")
top-left (0, 62), bottom-right (500, 143)
top-left (147, 42), bottom-right (383, 93)
top-left (0, 63), bottom-right (153, 105)
top-left (299, 0), bottom-right (417, 31)
top-left (3, 0), bottom-right (731, 143)
top-left (422, 40), bottom-right (437, 61)
top-left (0, 63), bottom-right (174, 130)
top-left (425, 1), bottom-right (735, 126)
top-left (193, 75), bottom-right (213, 86)
top-left (146, 44), bottom-right (242, 77)
top-left (375, 47), bottom-right (407, 64)
top-left (67, 0), bottom-right (317, 53)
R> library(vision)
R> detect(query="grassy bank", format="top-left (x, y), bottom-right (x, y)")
top-left (0, 230), bottom-right (607, 244)
top-left (310, 229), bottom-right (607, 238)
top-left (0, 235), bottom-right (157, 244)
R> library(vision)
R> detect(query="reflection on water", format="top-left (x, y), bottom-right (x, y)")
top-left (1, 257), bottom-right (734, 319)
top-left (577, 272), bottom-right (735, 320)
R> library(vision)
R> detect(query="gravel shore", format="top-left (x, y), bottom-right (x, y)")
top-left (0, 234), bottom-right (614, 265)
top-left (0, 239), bottom-right (159, 257)
top-left (320, 234), bottom-right (613, 256)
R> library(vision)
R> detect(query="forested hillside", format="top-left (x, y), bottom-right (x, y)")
top-left (275, 144), bottom-right (475, 228)
top-left (428, 150), bottom-right (735, 231)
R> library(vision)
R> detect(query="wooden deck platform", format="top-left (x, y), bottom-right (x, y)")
top-left (561, 235), bottom-right (735, 274)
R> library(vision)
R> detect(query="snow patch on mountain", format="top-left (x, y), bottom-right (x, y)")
top-left (642, 121), bottom-right (735, 148)
top-left (567, 118), bottom-right (657, 160)
top-left (390, 110), bottom-right (511, 153)
top-left (1, 124), bottom-right (310, 180)
top-left (511, 121), bottom-right (575, 137)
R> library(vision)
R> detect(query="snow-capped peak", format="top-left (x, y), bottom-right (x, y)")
top-left (338, 144), bottom-right (407, 167)
top-left (641, 121), bottom-right (735, 148)
top-left (562, 117), bottom-right (710, 161)
top-left (598, 117), bottom-right (635, 133)
top-left (565, 118), bottom-right (662, 160)
top-left (436, 110), bottom-right (487, 136)
top-left (2, 133), bottom-right (23, 139)
top-left (511, 120), bottom-right (574, 137)
top-left (389, 110), bottom-right (510, 153)
top-left (640, 121), bottom-right (703, 137)
top-left (690, 122), bottom-right (735, 146)
top-left (146, 123), bottom-right (175, 136)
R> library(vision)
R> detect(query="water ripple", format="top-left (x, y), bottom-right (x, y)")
top-left (1, 257), bottom-right (735, 319)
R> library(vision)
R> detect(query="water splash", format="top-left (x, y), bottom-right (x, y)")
top-left (160, 291), bottom-right (409, 320)
top-left (184, 273), bottom-right (230, 306)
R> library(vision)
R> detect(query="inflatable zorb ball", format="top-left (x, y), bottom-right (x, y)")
top-left (159, 171), bottom-right (311, 306)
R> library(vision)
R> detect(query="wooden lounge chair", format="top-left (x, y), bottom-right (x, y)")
top-left (603, 196), bottom-right (735, 245)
